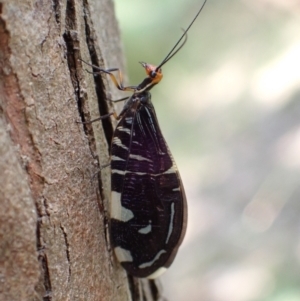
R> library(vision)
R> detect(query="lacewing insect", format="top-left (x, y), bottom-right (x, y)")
top-left (82, 0), bottom-right (207, 278)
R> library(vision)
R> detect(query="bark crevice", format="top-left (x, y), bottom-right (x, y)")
top-left (63, 3), bottom-right (97, 156)
top-left (82, 0), bottom-right (114, 151)
top-left (60, 224), bottom-right (71, 283)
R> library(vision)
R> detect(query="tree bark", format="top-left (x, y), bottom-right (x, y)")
top-left (0, 1), bottom-right (163, 300)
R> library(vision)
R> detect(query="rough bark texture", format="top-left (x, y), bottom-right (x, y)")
top-left (0, 1), bottom-right (163, 300)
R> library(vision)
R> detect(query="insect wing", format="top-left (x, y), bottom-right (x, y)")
top-left (110, 95), bottom-right (187, 278)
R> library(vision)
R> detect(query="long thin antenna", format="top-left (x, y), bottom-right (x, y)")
top-left (156, 0), bottom-right (207, 70)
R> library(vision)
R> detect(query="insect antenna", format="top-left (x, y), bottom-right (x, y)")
top-left (156, 0), bottom-right (207, 71)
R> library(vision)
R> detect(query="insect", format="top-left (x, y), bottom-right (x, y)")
top-left (82, 0), bottom-right (207, 278)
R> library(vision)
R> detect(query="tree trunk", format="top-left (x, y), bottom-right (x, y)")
top-left (0, 1), bottom-right (164, 300)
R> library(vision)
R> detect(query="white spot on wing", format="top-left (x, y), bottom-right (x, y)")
top-left (111, 166), bottom-right (179, 177)
top-left (125, 117), bottom-right (132, 124)
top-left (111, 155), bottom-right (125, 161)
top-left (132, 171), bottom-right (147, 175)
top-left (165, 202), bottom-right (175, 244)
top-left (112, 137), bottom-right (128, 150)
top-left (117, 127), bottom-right (131, 134)
top-left (110, 166), bottom-right (179, 177)
top-left (129, 154), bottom-right (152, 162)
top-left (139, 164), bottom-right (178, 177)
top-left (172, 187), bottom-right (180, 191)
top-left (114, 246), bottom-right (133, 262)
top-left (139, 250), bottom-right (166, 268)
top-left (138, 221), bottom-right (152, 234)
top-left (111, 191), bottom-right (134, 222)
top-left (163, 165), bottom-right (177, 174)
top-left (147, 267), bottom-right (167, 279)
top-left (111, 169), bottom-right (125, 175)
top-left (112, 170), bottom-right (147, 176)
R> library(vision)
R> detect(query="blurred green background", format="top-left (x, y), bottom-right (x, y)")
top-left (113, 0), bottom-right (300, 300)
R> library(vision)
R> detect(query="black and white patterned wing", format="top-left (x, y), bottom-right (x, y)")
top-left (110, 95), bottom-right (187, 278)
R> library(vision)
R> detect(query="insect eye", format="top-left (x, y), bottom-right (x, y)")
top-left (150, 71), bottom-right (156, 78)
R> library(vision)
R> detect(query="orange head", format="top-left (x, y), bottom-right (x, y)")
top-left (139, 62), bottom-right (163, 85)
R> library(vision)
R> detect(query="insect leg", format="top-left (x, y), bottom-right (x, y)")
top-left (79, 58), bottom-right (137, 92)
top-left (77, 111), bottom-right (119, 124)
top-left (90, 162), bottom-right (111, 186)
top-left (106, 96), bottom-right (130, 104)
